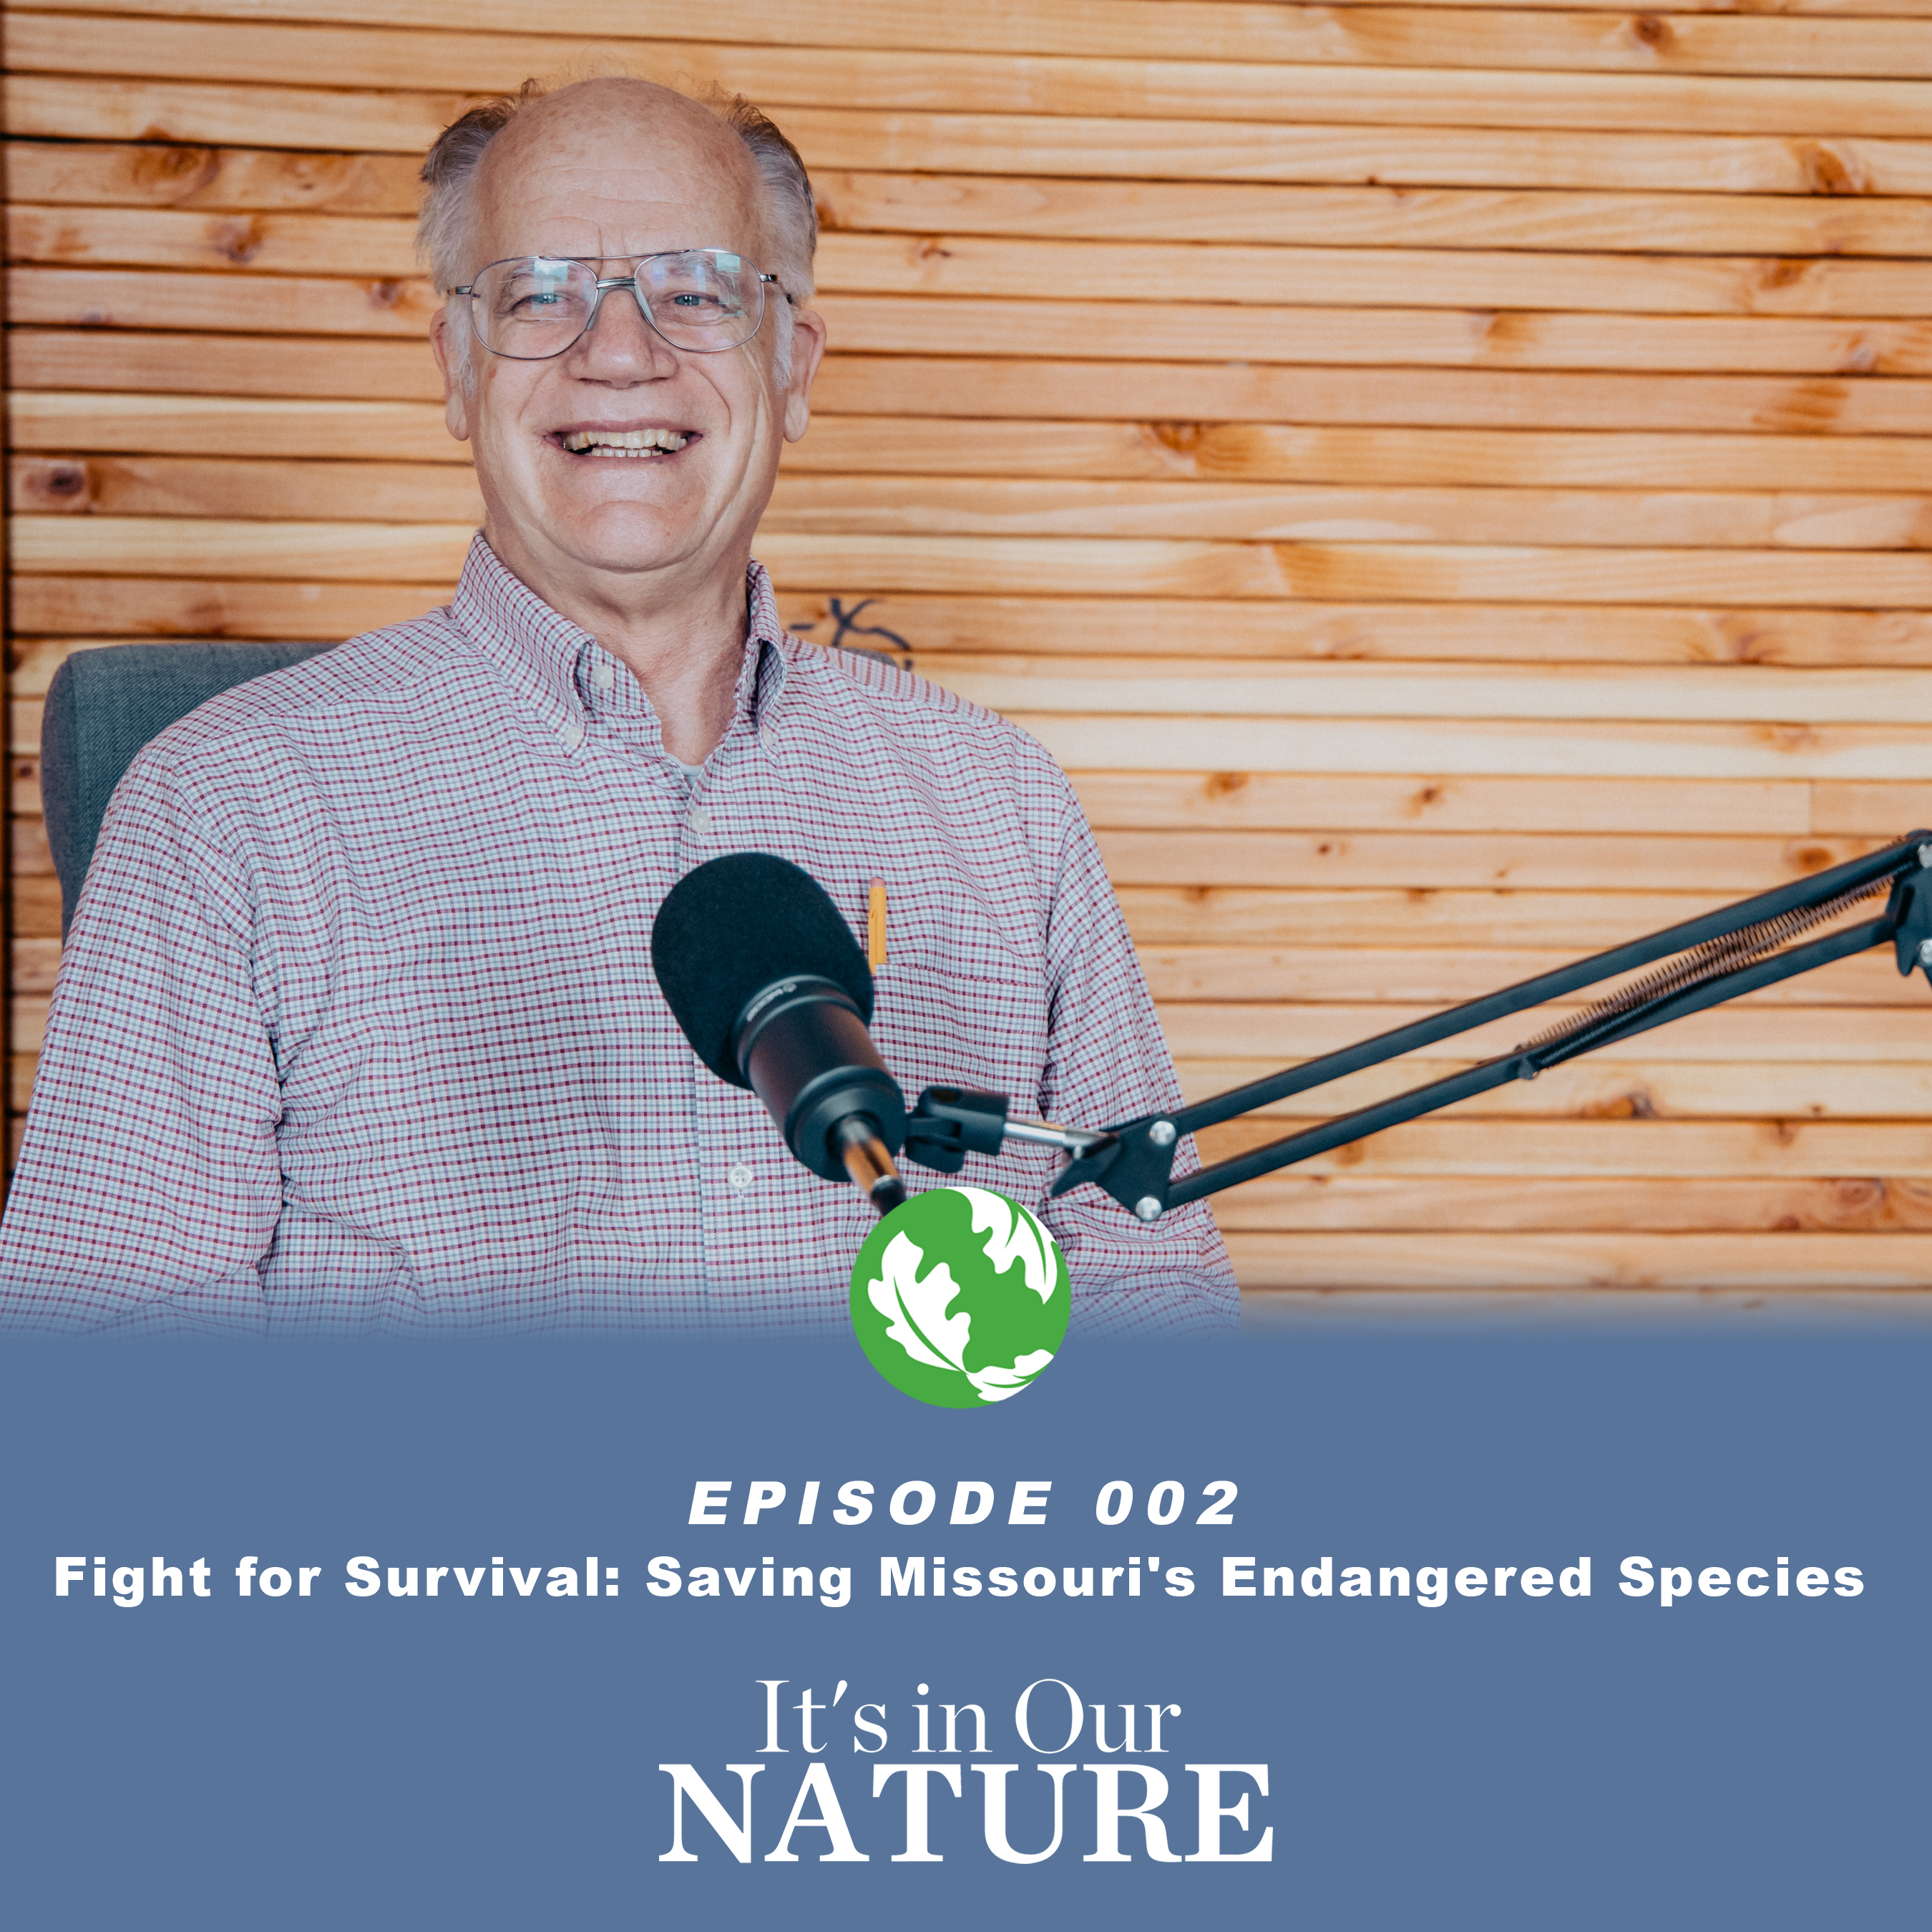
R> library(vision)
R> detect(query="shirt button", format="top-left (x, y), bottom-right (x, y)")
top-left (727, 1162), bottom-right (753, 1193)
top-left (688, 807), bottom-right (713, 836)
top-left (592, 659), bottom-right (615, 693)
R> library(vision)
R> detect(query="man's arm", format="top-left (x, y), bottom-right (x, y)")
top-left (0, 754), bottom-right (283, 1332)
top-left (1033, 786), bottom-right (1239, 1331)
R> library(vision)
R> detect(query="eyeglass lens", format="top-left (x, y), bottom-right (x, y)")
top-left (469, 250), bottom-right (766, 358)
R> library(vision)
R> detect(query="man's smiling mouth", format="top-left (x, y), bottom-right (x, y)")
top-left (557, 427), bottom-right (693, 458)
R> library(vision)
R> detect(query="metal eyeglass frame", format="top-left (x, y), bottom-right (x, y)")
top-left (452, 250), bottom-right (794, 360)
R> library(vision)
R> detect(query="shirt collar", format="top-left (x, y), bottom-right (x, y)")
top-left (446, 533), bottom-right (791, 753)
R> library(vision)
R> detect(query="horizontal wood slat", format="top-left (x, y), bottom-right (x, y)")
top-left (26, 238), bottom-right (1932, 323)
top-left (1142, 945), bottom-right (1916, 1003)
top-left (814, 298), bottom-right (1932, 376)
top-left (1166, 1000), bottom-right (1922, 1059)
top-left (17, 334), bottom-right (1931, 438)
top-left (29, 263), bottom-right (1932, 372)
top-left (10, 455), bottom-right (484, 521)
top-left (13, 53), bottom-right (1932, 145)
top-left (1223, 1231), bottom-right (1932, 1289)
top-left (1173, 1055), bottom-right (1932, 1118)
top-left (944, 660), bottom-right (1932, 721)
top-left (1113, 886), bottom-right (1903, 948)
top-left (19, 571), bottom-right (1932, 667)
top-left (6, 268), bottom-right (436, 338)
top-left (26, 187), bottom-right (1932, 278)
top-left (779, 421), bottom-right (1932, 492)
top-left (21, 1), bottom-right (1932, 84)
top-left (809, 357), bottom-right (1932, 436)
top-left (19, 127), bottom-right (1932, 201)
top-left (27, 455), bottom-right (1932, 551)
top-left (809, 174), bottom-right (1932, 255)
top-left (1081, 772), bottom-right (1813, 833)
top-left (9, 580), bottom-right (453, 640)
top-left (22, 396), bottom-right (1932, 496)
top-left (821, 238), bottom-right (1932, 318)
top-left (1020, 715), bottom-right (1932, 781)
top-left (1098, 831), bottom-right (1887, 888)
top-left (21, 514), bottom-right (1932, 608)
top-left (1195, 1116), bottom-right (1932, 1170)
top-left (6, 141), bottom-right (423, 213)
top-left (1213, 1178), bottom-right (1932, 1238)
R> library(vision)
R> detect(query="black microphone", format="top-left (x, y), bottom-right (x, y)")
top-left (650, 853), bottom-right (907, 1211)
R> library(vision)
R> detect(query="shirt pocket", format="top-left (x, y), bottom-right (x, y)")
top-left (867, 889), bottom-right (1051, 1104)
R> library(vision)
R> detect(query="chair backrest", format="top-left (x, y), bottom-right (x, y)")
top-left (42, 641), bottom-right (335, 940)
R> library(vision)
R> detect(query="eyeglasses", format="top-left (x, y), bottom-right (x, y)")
top-left (453, 250), bottom-right (789, 360)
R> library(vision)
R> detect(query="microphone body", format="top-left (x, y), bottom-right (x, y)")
top-left (734, 974), bottom-right (907, 1186)
top-left (651, 854), bottom-right (907, 1210)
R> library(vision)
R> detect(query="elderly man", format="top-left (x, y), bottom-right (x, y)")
top-left (1, 77), bottom-right (1234, 1332)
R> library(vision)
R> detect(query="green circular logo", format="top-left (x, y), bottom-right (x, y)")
top-left (849, 1186), bottom-right (1069, 1407)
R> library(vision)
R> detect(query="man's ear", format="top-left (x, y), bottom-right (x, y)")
top-left (781, 303), bottom-right (828, 443)
top-left (429, 305), bottom-right (474, 444)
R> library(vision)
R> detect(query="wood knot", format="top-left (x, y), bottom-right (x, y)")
top-left (1204, 771), bottom-right (1249, 798)
top-left (29, 462), bottom-right (92, 509)
top-left (1791, 140), bottom-right (1868, 197)
top-left (1148, 421), bottom-right (1205, 454)
top-left (132, 147), bottom-right (218, 200)
top-left (1626, 12), bottom-right (1671, 49)
top-left (208, 216), bottom-right (265, 266)
top-left (1714, 618), bottom-right (1773, 663)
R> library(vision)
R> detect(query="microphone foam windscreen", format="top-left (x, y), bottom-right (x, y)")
top-left (650, 852), bottom-right (875, 1087)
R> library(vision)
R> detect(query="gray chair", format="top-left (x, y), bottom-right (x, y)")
top-left (42, 642), bottom-right (334, 940)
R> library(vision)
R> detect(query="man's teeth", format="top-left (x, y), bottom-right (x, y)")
top-left (561, 429), bottom-right (690, 456)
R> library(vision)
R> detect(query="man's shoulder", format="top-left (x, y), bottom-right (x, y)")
top-left (134, 609), bottom-right (469, 773)
top-left (779, 637), bottom-right (1069, 791)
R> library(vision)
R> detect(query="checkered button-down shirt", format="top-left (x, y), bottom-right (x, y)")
top-left (0, 537), bottom-right (1235, 1332)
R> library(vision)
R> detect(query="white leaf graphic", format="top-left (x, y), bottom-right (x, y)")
top-left (959, 1188), bottom-right (1059, 1304)
top-left (868, 1231), bottom-right (972, 1374)
top-left (965, 1348), bottom-right (1057, 1404)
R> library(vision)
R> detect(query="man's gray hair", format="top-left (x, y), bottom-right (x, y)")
top-left (419, 79), bottom-right (817, 381)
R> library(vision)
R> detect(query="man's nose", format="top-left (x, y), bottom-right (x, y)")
top-left (570, 282), bottom-right (679, 378)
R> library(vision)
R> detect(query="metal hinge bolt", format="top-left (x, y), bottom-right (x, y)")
top-left (1148, 1119), bottom-right (1177, 1147)
top-left (1134, 1196), bottom-right (1163, 1221)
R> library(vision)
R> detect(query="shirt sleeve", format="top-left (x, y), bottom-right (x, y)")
top-left (1030, 780), bottom-right (1240, 1333)
top-left (0, 752), bottom-right (283, 1332)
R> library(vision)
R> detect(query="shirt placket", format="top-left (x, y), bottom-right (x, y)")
top-left (582, 635), bottom-right (779, 1291)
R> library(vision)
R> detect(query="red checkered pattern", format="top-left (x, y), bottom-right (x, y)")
top-left (1, 538), bottom-right (1235, 1333)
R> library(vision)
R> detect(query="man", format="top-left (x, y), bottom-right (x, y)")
top-left (1, 78), bottom-right (1234, 1332)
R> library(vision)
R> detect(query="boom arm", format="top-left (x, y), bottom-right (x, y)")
top-left (904, 831), bottom-right (1932, 1222)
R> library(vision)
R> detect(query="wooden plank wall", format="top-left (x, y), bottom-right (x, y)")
top-left (7, 0), bottom-right (1932, 1291)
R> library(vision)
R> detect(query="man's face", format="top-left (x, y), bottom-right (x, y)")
top-left (431, 87), bottom-right (824, 602)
